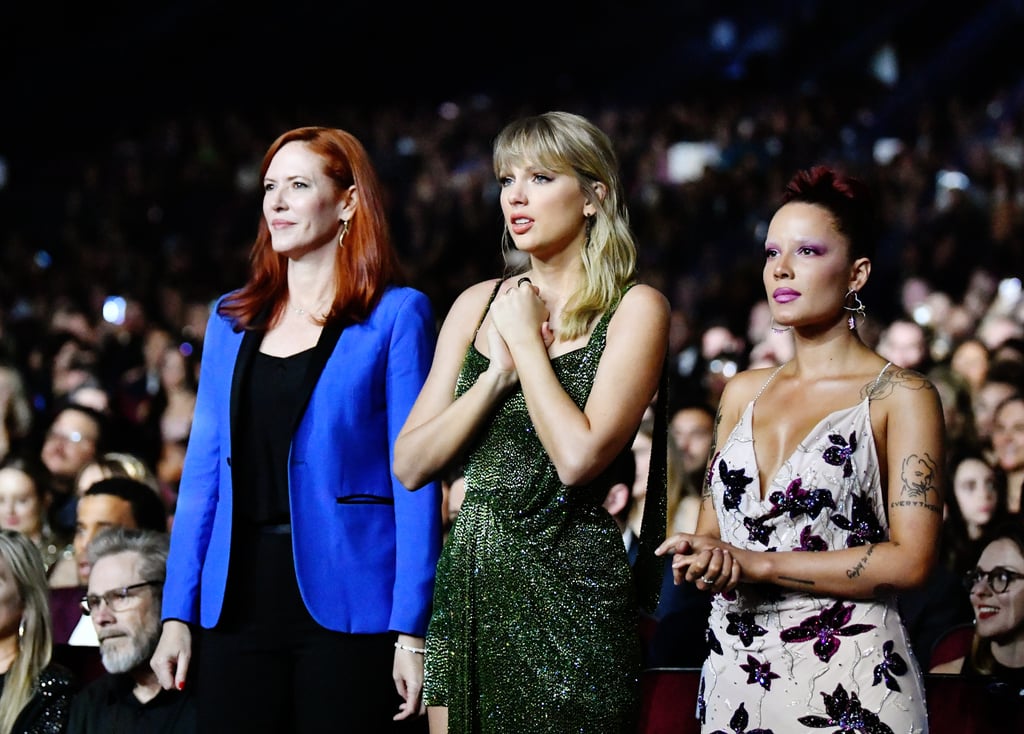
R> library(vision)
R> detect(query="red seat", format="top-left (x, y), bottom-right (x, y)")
top-left (929, 622), bottom-right (974, 670)
top-left (636, 668), bottom-right (701, 734)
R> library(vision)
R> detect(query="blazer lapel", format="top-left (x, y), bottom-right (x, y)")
top-left (290, 317), bottom-right (348, 432)
top-left (230, 327), bottom-right (263, 437)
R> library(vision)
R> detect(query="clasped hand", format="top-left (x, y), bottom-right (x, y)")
top-left (655, 532), bottom-right (742, 593)
top-left (485, 280), bottom-right (554, 377)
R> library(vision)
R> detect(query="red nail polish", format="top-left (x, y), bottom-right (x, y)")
top-left (177, 681), bottom-right (185, 690)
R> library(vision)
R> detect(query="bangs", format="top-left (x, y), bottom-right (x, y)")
top-left (493, 119), bottom-right (572, 177)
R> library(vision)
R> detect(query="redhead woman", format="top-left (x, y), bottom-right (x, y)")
top-left (150, 127), bottom-right (442, 733)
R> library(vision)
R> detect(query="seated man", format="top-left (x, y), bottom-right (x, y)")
top-left (52, 476), bottom-right (168, 645)
top-left (67, 526), bottom-right (196, 732)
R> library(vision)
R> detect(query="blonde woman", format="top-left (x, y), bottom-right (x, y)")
top-left (0, 529), bottom-right (76, 733)
top-left (396, 111), bottom-right (670, 733)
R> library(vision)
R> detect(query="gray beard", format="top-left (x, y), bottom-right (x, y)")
top-left (99, 630), bottom-right (159, 675)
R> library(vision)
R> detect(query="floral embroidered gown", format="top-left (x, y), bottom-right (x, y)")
top-left (700, 363), bottom-right (928, 734)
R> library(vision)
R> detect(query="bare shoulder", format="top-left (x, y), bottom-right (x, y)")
top-left (718, 366), bottom-right (780, 421)
top-left (865, 364), bottom-right (941, 408)
top-left (442, 279), bottom-right (501, 323)
top-left (616, 283), bottom-right (670, 319)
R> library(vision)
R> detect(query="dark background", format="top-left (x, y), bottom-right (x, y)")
top-left (7, 1), bottom-right (1024, 141)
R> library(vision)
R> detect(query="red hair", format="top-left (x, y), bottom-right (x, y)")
top-left (220, 126), bottom-right (401, 329)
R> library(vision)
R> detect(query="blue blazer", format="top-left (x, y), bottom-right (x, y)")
top-left (162, 286), bottom-right (443, 635)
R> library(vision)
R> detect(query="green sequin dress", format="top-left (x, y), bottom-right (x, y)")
top-left (423, 284), bottom-right (666, 733)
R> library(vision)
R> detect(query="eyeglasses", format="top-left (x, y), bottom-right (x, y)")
top-left (962, 567), bottom-right (1024, 594)
top-left (81, 580), bottom-right (161, 615)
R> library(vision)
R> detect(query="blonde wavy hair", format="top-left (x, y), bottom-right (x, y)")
top-left (493, 111), bottom-right (637, 341)
top-left (0, 530), bottom-right (53, 734)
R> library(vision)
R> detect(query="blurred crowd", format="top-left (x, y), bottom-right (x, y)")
top-left (0, 70), bottom-right (1023, 675)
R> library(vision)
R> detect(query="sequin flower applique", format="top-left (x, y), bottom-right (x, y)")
top-left (871, 640), bottom-right (909, 692)
top-left (823, 431), bottom-right (858, 477)
top-left (797, 683), bottom-right (895, 733)
top-left (718, 458), bottom-right (754, 511)
top-left (709, 701), bottom-right (775, 734)
top-left (725, 611), bottom-right (768, 647)
top-left (831, 491), bottom-right (886, 547)
top-left (740, 654), bottom-right (781, 691)
top-left (779, 599), bottom-right (875, 663)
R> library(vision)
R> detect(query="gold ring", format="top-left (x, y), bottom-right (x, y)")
top-left (517, 277), bottom-right (532, 287)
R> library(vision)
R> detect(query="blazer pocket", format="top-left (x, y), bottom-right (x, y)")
top-left (336, 494), bottom-right (394, 506)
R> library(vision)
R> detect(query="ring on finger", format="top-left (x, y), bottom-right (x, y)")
top-left (701, 576), bottom-right (715, 584)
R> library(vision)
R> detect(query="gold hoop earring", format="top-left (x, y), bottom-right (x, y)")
top-left (843, 290), bottom-right (866, 330)
top-left (338, 219), bottom-right (351, 249)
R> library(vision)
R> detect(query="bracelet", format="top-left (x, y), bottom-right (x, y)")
top-left (394, 642), bottom-right (426, 655)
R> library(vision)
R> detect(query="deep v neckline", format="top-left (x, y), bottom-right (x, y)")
top-left (747, 399), bottom-right (867, 501)
top-left (744, 361), bottom-right (891, 501)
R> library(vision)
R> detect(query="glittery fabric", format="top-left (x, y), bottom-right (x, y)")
top-left (700, 364), bottom-right (927, 734)
top-left (14, 663), bottom-right (77, 733)
top-left (424, 286), bottom-right (664, 733)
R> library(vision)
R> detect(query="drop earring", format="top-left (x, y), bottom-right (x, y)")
top-left (338, 219), bottom-right (350, 248)
top-left (843, 290), bottom-right (866, 330)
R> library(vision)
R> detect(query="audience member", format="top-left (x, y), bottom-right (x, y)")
top-left (667, 401), bottom-right (715, 534)
top-left (991, 393), bottom-right (1024, 514)
top-left (0, 363), bottom-right (34, 465)
top-left (67, 527), bottom-right (195, 733)
top-left (39, 405), bottom-right (106, 540)
top-left (943, 449), bottom-right (1011, 573)
top-left (928, 364), bottom-right (980, 459)
top-left (950, 337), bottom-right (991, 396)
top-left (901, 448), bottom-right (1005, 669)
top-left (876, 317), bottom-right (932, 372)
top-left (972, 360), bottom-right (1024, 455)
top-left (53, 478), bottom-right (168, 648)
top-left (932, 520), bottom-right (1024, 703)
top-left (0, 529), bottom-right (77, 732)
top-left (0, 455), bottom-right (77, 587)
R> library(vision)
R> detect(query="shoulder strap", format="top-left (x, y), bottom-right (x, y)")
top-left (472, 280), bottom-right (503, 342)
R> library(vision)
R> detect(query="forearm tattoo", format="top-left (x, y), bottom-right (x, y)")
top-left (778, 575), bottom-right (815, 587)
top-left (846, 543), bottom-right (875, 579)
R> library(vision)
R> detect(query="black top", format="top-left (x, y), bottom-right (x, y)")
top-left (235, 347), bottom-right (315, 524)
top-left (66, 673), bottom-right (196, 734)
top-left (0, 662), bottom-right (77, 734)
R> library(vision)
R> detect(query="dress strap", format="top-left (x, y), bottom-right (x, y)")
top-left (867, 361), bottom-right (892, 401)
top-left (472, 280), bottom-right (503, 342)
top-left (752, 362), bottom-right (787, 403)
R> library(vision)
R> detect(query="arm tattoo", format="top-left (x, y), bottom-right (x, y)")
top-left (846, 544), bottom-right (875, 578)
top-left (862, 366), bottom-right (934, 401)
top-left (890, 452), bottom-right (942, 513)
top-left (778, 575), bottom-right (815, 587)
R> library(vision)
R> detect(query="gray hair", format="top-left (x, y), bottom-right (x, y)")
top-left (87, 526), bottom-right (169, 592)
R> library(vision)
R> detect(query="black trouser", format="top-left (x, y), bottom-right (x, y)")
top-left (196, 525), bottom-right (426, 733)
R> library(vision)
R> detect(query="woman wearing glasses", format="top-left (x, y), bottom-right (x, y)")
top-left (932, 520), bottom-right (1024, 681)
